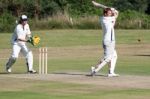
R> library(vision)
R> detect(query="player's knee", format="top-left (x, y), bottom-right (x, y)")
top-left (28, 51), bottom-right (33, 55)
top-left (26, 51), bottom-right (33, 58)
top-left (113, 52), bottom-right (117, 59)
top-left (102, 57), bottom-right (111, 63)
top-left (115, 55), bottom-right (118, 59)
top-left (11, 56), bottom-right (17, 60)
top-left (6, 57), bottom-right (17, 66)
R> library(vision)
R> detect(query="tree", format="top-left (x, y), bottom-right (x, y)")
top-left (145, 0), bottom-right (150, 14)
top-left (67, 0), bottom-right (98, 16)
top-left (113, 0), bottom-right (148, 13)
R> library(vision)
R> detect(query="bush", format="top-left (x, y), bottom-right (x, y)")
top-left (117, 10), bottom-right (150, 29)
top-left (0, 12), bottom-right (16, 32)
top-left (73, 16), bottom-right (100, 29)
top-left (29, 14), bottom-right (73, 30)
top-left (29, 15), bottom-right (100, 30)
top-left (1, 10), bottom-right (150, 32)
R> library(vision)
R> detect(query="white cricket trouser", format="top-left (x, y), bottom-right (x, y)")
top-left (95, 41), bottom-right (117, 73)
top-left (11, 43), bottom-right (33, 71)
top-left (103, 41), bottom-right (115, 62)
top-left (109, 50), bottom-right (117, 74)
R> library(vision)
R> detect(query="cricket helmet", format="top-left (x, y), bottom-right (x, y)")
top-left (20, 15), bottom-right (28, 21)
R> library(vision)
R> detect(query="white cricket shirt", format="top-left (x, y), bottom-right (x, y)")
top-left (100, 16), bottom-right (116, 43)
top-left (11, 24), bottom-right (31, 45)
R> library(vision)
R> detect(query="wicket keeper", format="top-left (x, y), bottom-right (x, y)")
top-left (5, 15), bottom-right (37, 73)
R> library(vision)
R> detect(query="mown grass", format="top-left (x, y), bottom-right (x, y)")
top-left (0, 83), bottom-right (150, 99)
top-left (0, 79), bottom-right (150, 99)
top-left (1, 29), bottom-right (150, 48)
top-left (1, 30), bottom-right (150, 75)
top-left (0, 30), bottom-right (150, 75)
top-left (0, 30), bottom-right (150, 99)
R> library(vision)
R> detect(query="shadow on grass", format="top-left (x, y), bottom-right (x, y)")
top-left (0, 72), bottom-right (38, 74)
top-left (0, 71), bottom-right (107, 77)
top-left (134, 54), bottom-right (150, 57)
top-left (52, 72), bottom-right (106, 77)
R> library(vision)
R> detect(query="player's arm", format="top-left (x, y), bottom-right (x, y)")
top-left (16, 32), bottom-right (28, 42)
top-left (25, 24), bottom-right (33, 43)
top-left (92, 0), bottom-right (108, 9)
top-left (111, 8), bottom-right (119, 18)
top-left (17, 34), bottom-right (31, 42)
top-left (17, 38), bottom-right (28, 42)
top-left (17, 33), bottom-right (29, 42)
top-left (26, 24), bottom-right (32, 38)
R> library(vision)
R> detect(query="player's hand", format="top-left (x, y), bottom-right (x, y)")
top-left (27, 36), bottom-right (40, 46)
top-left (32, 36), bottom-right (40, 46)
top-left (27, 37), bottom-right (34, 45)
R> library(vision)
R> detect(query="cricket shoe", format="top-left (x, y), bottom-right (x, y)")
top-left (107, 73), bottom-right (119, 77)
top-left (90, 66), bottom-right (96, 76)
top-left (28, 69), bottom-right (37, 74)
top-left (6, 67), bottom-right (12, 73)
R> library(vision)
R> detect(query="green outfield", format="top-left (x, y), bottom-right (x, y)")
top-left (0, 30), bottom-right (150, 99)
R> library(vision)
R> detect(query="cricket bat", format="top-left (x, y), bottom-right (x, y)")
top-left (92, 1), bottom-right (108, 9)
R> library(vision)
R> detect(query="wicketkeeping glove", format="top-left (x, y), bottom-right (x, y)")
top-left (27, 36), bottom-right (40, 46)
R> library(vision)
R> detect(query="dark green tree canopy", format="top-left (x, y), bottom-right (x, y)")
top-left (0, 0), bottom-right (149, 18)
top-left (0, 0), bottom-right (150, 32)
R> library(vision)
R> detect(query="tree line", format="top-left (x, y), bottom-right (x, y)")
top-left (0, 0), bottom-right (150, 32)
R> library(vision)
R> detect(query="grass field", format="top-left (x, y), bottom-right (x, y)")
top-left (0, 29), bottom-right (150, 99)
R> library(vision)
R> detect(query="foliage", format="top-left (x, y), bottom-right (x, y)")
top-left (0, 0), bottom-right (150, 32)
top-left (113, 0), bottom-right (148, 13)
top-left (0, 12), bottom-right (16, 32)
top-left (117, 10), bottom-right (150, 29)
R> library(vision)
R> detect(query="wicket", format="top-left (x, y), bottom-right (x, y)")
top-left (39, 47), bottom-right (48, 74)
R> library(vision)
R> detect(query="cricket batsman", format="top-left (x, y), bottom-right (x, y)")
top-left (5, 15), bottom-right (37, 73)
top-left (90, 1), bottom-right (119, 77)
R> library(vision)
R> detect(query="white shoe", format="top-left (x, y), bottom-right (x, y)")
top-left (28, 69), bottom-right (37, 74)
top-left (90, 66), bottom-right (96, 76)
top-left (91, 66), bottom-right (95, 72)
top-left (108, 73), bottom-right (119, 77)
top-left (6, 68), bottom-right (12, 73)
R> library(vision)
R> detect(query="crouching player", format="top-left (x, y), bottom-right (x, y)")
top-left (5, 15), bottom-right (37, 73)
